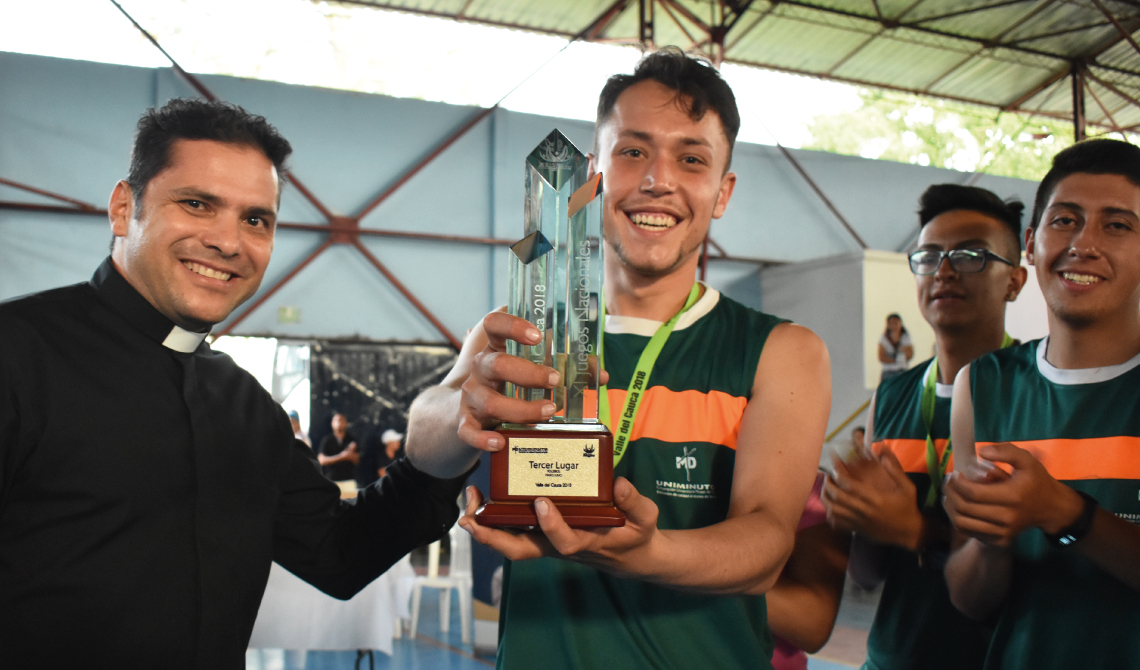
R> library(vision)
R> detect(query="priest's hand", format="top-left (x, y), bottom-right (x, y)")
top-left (455, 311), bottom-right (560, 453)
top-left (943, 442), bottom-right (1082, 547)
top-left (822, 448), bottom-right (925, 550)
top-left (455, 310), bottom-right (608, 454)
top-left (458, 477), bottom-right (661, 580)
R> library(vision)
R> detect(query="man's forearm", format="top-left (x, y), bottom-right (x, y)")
top-left (405, 385), bottom-right (482, 479)
top-left (643, 512), bottom-right (795, 596)
top-left (945, 536), bottom-right (1012, 620)
top-left (1073, 509), bottom-right (1140, 593)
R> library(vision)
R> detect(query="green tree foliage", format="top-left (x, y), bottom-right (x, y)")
top-left (803, 89), bottom-right (1091, 182)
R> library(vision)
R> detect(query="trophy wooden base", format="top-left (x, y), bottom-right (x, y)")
top-left (475, 501), bottom-right (626, 528)
top-left (474, 424), bottom-right (626, 529)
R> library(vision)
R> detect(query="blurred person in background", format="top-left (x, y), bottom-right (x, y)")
top-left (288, 409), bottom-right (309, 447)
top-left (317, 412), bottom-right (358, 482)
top-left (878, 314), bottom-right (913, 381)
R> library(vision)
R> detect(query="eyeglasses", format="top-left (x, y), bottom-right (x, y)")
top-left (908, 248), bottom-right (1016, 275)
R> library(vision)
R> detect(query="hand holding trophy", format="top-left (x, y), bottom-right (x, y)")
top-left (474, 130), bottom-right (625, 529)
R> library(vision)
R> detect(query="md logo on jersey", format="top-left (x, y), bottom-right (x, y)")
top-left (676, 447), bottom-right (697, 482)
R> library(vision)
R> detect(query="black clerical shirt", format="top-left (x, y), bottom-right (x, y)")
top-left (0, 259), bottom-right (468, 669)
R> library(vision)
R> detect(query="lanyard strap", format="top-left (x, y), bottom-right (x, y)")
top-left (599, 283), bottom-right (701, 466)
top-left (921, 332), bottom-right (1015, 508)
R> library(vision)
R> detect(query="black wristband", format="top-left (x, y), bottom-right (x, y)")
top-left (1043, 490), bottom-right (1098, 548)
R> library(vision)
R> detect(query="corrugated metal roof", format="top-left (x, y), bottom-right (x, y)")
top-left (338, 0), bottom-right (1140, 134)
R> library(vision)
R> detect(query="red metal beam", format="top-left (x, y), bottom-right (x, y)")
top-left (354, 106), bottom-right (495, 221)
top-left (0, 201), bottom-right (106, 215)
top-left (111, 0), bottom-right (338, 221)
top-left (1072, 63), bottom-right (1088, 141)
top-left (1084, 69), bottom-right (1140, 115)
top-left (1085, 77), bottom-right (1126, 134)
top-left (659, 0), bottom-right (711, 33)
top-left (658, 0), bottom-right (696, 45)
top-left (582, 0), bottom-right (634, 41)
top-left (0, 177), bottom-right (101, 211)
top-left (276, 221), bottom-right (512, 246)
top-left (216, 239), bottom-right (334, 337)
top-left (1090, 0), bottom-right (1140, 59)
top-left (1005, 20), bottom-right (1110, 45)
top-left (775, 144), bottom-right (868, 249)
top-left (351, 239), bottom-right (463, 350)
top-left (902, 0), bottom-right (1035, 27)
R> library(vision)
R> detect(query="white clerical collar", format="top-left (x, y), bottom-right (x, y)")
top-left (1036, 336), bottom-right (1140, 385)
top-left (162, 325), bottom-right (209, 353)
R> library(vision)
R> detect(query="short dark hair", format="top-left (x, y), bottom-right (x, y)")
top-left (596, 46), bottom-right (740, 168)
top-left (885, 313), bottom-right (907, 335)
top-left (918, 183), bottom-right (1024, 255)
top-left (126, 98), bottom-right (292, 205)
top-left (1031, 138), bottom-right (1140, 229)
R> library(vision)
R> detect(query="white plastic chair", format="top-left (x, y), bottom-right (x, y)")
top-left (409, 523), bottom-right (473, 644)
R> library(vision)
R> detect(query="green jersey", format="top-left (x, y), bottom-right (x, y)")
top-left (497, 287), bottom-right (785, 670)
top-left (865, 359), bottom-right (990, 670)
top-left (970, 339), bottom-right (1140, 670)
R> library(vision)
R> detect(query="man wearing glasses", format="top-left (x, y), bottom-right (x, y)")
top-left (944, 139), bottom-right (1140, 669)
top-left (822, 183), bottom-right (1026, 670)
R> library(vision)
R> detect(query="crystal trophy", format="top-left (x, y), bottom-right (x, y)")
top-left (475, 130), bottom-right (625, 528)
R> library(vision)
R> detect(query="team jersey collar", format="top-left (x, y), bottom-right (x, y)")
top-left (90, 257), bottom-right (210, 354)
top-left (1036, 336), bottom-right (1140, 385)
top-left (920, 359), bottom-right (954, 398)
top-left (603, 282), bottom-right (719, 336)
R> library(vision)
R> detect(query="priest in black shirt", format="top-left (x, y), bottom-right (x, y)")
top-left (0, 99), bottom-right (473, 668)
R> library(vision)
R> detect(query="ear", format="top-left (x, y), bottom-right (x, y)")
top-left (1006, 263), bottom-right (1029, 301)
top-left (711, 171), bottom-right (737, 219)
top-left (587, 153), bottom-right (598, 180)
top-left (1024, 227), bottom-right (1036, 266)
top-left (108, 180), bottom-right (135, 240)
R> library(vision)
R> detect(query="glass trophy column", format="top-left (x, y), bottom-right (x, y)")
top-left (475, 130), bottom-right (625, 528)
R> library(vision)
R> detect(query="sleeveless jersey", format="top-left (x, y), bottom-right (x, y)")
top-left (866, 359), bottom-right (990, 670)
top-left (969, 339), bottom-right (1140, 670)
top-left (496, 287), bottom-right (786, 670)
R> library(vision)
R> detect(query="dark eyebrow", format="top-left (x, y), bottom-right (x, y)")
top-left (245, 206), bottom-right (277, 222)
top-left (917, 239), bottom-right (991, 251)
top-left (679, 137), bottom-right (712, 149)
top-left (1103, 206), bottom-right (1140, 219)
top-left (618, 130), bottom-right (652, 142)
top-left (172, 187), bottom-right (222, 204)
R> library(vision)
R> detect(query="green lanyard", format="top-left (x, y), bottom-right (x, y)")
top-left (921, 332), bottom-right (1015, 508)
top-left (599, 283), bottom-right (701, 466)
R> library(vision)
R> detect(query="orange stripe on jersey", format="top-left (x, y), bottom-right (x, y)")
top-left (873, 438), bottom-right (953, 474)
top-left (976, 437), bottom-right (1140, 481)
top-left (605, 387), bottom-right (747, 450)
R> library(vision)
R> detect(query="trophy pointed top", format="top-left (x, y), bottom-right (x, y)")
top-left (527, 129), bottom-right (588, 187)
top-left (510, 230), bottom-right (554, 265)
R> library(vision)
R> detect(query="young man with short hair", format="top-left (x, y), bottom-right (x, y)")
top-left (821, 184), bottom-right (1027, 669)
top-left (407, 48), bottom-right (830, 669)
top-left (0, 99), bottom-right (468, 667)
top-left (945, 138), bottom-right (1140, 669)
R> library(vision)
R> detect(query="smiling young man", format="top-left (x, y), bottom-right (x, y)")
top-left (944, 139), bottom-right (1140, 669)
top-left (0, 99), bottom-right (468, 668)
top-left (406, 48), bottom-right (830, 670)
top-left (820, 184), bottom-right (1026, 670)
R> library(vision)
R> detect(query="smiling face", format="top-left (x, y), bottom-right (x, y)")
top-left (915, 209), bottom-right (1026, 334)
top-left (109, 139), bottom-right (279, 332)
top-left (591, 80), bottom-right (736, 280)
top-left (1027, 173), bottom-right (1140, 329)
